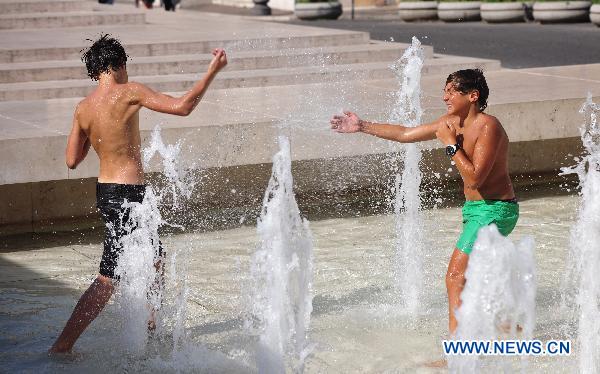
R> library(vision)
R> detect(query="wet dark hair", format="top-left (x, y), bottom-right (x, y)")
top-left (446, 69), bottom-right (489, 111)
top-left (81, 34), bottom-right (127, 81)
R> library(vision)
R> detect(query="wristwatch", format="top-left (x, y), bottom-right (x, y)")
top-left (445, 143), bottom-right (461, 157)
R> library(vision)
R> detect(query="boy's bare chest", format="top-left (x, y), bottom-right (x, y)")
top-left (456, 127), bottom-right (480, 158)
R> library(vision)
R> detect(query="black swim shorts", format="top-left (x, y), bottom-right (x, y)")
top-left (96, 182), bottom-right (164, 279)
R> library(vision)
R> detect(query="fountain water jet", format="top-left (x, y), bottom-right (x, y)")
top-left (113, 187), bottom-right (164, 353)
top-left (560, 94), bottom-right (600, 374)
top-left (450, 226), bottom-right (536, 373)
top-left (250, 135), bottom-right (314, 373)
top-left (388, 37), bottom-right (426, 313)
top-left (112, 125), bottom-right (196, 354)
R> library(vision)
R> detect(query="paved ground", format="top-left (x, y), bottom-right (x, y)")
top-left (283, 20), bottom-right (600, 69)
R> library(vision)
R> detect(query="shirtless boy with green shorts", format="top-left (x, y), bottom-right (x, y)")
top-left (49, 35), bottom-right (227, 353)
top-left (330, 69), bottom-right (518, 335)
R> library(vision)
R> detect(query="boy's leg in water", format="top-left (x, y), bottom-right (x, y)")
top-left (147, 242), bottom-right (165, 332)
top-left (423, 248), bottom-right (469, 369)
top-left (446, 248), bottom-right (469, 335)
top-left (49, 275), bottom-right (115, 354)
top-left (49, 183), bottom-right (144, 353)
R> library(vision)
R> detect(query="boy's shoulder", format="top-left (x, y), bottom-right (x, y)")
top-left (119, 81), bottom-right (152, 102)
top-left (476, 113), bottom-right (504, 131)
top-left (75, 97), bottom-right (90, 116)
top-left (122, 81), bottom-right (147, 93)
top-left (478, 112), bottom-right (500, 125)
top-left (476, 113), bottom-right (509, 142)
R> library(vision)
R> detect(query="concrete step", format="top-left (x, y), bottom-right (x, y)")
top-left (0, 10), bottom-right (146, 30)
top-left (0, 32), bottom-right (371, 63)
top-left (0, 55), bottom-right (501, 101)
top-left (0, 42), bottom-right (430, 83)
top-left (0, 0), bottom-right (94, 14)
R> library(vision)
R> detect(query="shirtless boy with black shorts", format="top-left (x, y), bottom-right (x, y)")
top-left (330, 69), bottom-right (518, 335)
top-left (49, 35), bottom-right (227, 353)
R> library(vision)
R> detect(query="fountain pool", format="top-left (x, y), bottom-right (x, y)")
top-left (0, 193), bottom-right (581, 373)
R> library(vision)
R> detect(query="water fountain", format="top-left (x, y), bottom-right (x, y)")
top-left (112, 126), bottom-right (196, 354)
top-left (250, 135), bottom-right (315, 373)
top-left (450, 226), bottom-right (536, 373)
top-left (388, 37), bottom-right (426, 313)
top-left (113, 186), bottom-right (164, 353)
top-left (561, 94), bottom-right (600, 374)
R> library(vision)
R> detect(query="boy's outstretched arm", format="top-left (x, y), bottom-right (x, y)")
top-left (330, 111), bottom-right (438, 143)
top-left (129, 48), bottom-right (228, 116)
top-left (66, 105), bottom-right (90, 169)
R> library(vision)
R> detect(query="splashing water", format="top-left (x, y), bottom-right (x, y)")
top-left (143, 125), bottom-right (196, 209)
top-left (560, 94), bottom-right (600, 374)
top-left (250, 135), bottom-right (314, 373)
top-left (112, 126), bottom-right (196, 354)
top-left (113, 187), bottom-right (164, 353)
top-left (388, 37), bottom-right (426, 313)
top-left (450, 226), bottom-right (536, 373)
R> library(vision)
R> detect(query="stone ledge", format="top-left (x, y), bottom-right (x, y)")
top-left (0, 95), bottom-right (592, 185)
top-left (0, 137), bottom-right (583, 236)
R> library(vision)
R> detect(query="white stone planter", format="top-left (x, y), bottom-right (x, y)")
top-left (398, 1), bottom-right (439, 21)
top-left (532, 1), bottom-right (591, 23)
top-left (590, 3), bottom-right (600, 25)
top-left (295, 1), bottom-right (343, 19)
top-left (438, 2), bottom-right (482, 21)
top-left (481, 2), bottom-right (526, 22)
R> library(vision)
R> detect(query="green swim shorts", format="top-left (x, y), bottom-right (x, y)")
top-left (456, 199), bottom-right (519, 255)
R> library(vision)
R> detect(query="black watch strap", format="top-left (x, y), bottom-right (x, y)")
top-left (445, 143), bottom-right (460, 157)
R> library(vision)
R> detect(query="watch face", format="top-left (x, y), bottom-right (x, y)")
top-left (445, 145), bottom-right (456, 156)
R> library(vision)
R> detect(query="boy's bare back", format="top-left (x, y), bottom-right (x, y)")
top-left (77, 83), bottom-right (145, 185)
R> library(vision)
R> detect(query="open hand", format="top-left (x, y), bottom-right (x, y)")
top-left (209, 48), bottom-right (227, 73)
top-left (330, 111), bottom-right (362, 133)
top-left (435, 119), bottom-right (457, 145)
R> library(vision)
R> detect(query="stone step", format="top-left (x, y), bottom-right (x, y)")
top-left (0, 42), bottom-right (428, 83)
top-left (0, 55), bottom-right (501, 101)
top-left (0, 32), bottom-right (371, 63)
top-left (0, 0), bottom-right (94, 14)
top-left (0, 10), bottom-right (146, 30)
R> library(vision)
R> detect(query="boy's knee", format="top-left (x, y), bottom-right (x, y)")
top-left (445, 268), bottom-right (465, 287)
top-left (95, 274), bottom-right (116, 290)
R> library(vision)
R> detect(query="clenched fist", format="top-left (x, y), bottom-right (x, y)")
top-left (208, 48), bottom-right (228, 74)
